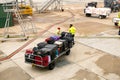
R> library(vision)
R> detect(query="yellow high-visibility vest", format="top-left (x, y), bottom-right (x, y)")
top-left (118, 21), bottom-right (120, 26)
top-left (69, 26), bottom-right (76, 35)
top-left (118, 12), bottom-right (120, 18)
top-left (56, 29), bottom-right (61, 35)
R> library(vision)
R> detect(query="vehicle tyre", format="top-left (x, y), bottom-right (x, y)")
top-left (115, 23), bottom-right (118, 26)
top-left (103, 15), bottom-right (106, 19)
top-left (99, 15), bottom-right (103, 19)
top-left (66, 50), bottom-right (70, 55)
top-left (86, 14), bottom-right (91, 17)
top-left (48, 62), bottom-right (55, 70)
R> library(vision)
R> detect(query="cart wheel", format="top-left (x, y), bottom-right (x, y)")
top-left (66, 50), bottom-right (70, 55)
top-left (48, 62), bottom-right (55, 70)
top-left (24, 36), bottom-right (29, 41)
top-left (115, 23), bottom-right (118, 26)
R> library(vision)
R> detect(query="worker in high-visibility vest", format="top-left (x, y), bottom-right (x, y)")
top-left (56, 27), bottom-right (61, 36)
top-left (69, 24), bottom-right (76, 44)
top-left (118, 12), bottom-right (120, 18)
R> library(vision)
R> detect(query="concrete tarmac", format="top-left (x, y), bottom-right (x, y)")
top-left (0, 2), bottom-right (120, 80)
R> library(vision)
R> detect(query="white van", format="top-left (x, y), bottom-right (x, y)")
top-left (84, 7), bottom-right (111, 19)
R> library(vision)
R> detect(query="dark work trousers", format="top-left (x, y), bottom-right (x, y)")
top-left (119, 28), bottom-right (120, 35)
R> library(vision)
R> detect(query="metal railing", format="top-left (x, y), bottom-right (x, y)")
top-left (2, 0), bottom-right (37, 38)
top-left (39, 0), bottom-right (62, 13)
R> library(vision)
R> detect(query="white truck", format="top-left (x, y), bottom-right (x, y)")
top-left (112, 17), bottom-right (120, 26)
top-left (84, 7), bottom-right (111, 19)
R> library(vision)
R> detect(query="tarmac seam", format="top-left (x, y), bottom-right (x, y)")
top-left (76, 40), bottom-right (120, 57)
top-left (67, 44), bottom-right (108, 79)
top-left (0, 10), bottom-right (75, 62)
top-left (69, 48), bottom-right (109, 79)
top-left (11, 58), bottom-right (33, 80)
top-left (76, 39), bottom-right (120, 67)
top-left (74, 53), bottom-right (101, 63)
top-left (74, 62), bottom-right (109, 80)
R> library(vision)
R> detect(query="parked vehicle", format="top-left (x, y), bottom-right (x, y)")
top-left (84, 2), bottom-right (111, 19)
top-left (19, 5), bottom-right (33, 16)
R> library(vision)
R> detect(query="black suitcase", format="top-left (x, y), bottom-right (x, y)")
top-left (45, 44), bottom-right (58, 60)
top-left (68, 42), bottom-right (72, 48)
top-left (58, 39), bottom-right (68, 52)
top-left (37, 42), bottom-right (47, 49)
top-left (40, 47), bottom-right (56, 60)
top-left (63, 37), bottom-right (73, 43)
top-left (61, 37), bottom-right (73, 48)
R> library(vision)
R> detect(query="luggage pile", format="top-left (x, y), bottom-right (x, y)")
top-left (25, 32), bottom-right (74, 70)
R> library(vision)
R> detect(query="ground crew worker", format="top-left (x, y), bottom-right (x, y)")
top-left (118, 21), bottom-right (120, 35)
top-left (118, 12), bottom-right (120, 18)
top-left (69, 24), bottom-right (76, 44)
top-left (56, 27), bottom-right (61, 35)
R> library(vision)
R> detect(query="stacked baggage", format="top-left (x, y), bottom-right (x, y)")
top-left (34, 44), bottom-right (58, 67)
top-left (45, 36), bottom-right (60, 44)
top-left (60, 32), bottom-right (73, 48)
top-left (25, 32), bottom-right (74, 70)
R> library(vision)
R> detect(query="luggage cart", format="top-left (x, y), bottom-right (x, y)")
top-left (25, 32), bottom-right (73, 70)
top-left (25, 48), bottom-right (70, 70)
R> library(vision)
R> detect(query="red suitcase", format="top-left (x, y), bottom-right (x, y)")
top-left (35, 56), bottom-right (42, 65)
top-left (35, 55), bottom-right (50, 67)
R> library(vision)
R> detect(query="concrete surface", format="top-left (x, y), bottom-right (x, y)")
top-left (79, 38), bottom-right (120, 57)
top-left (0, 1), bottom-right (120, 80)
